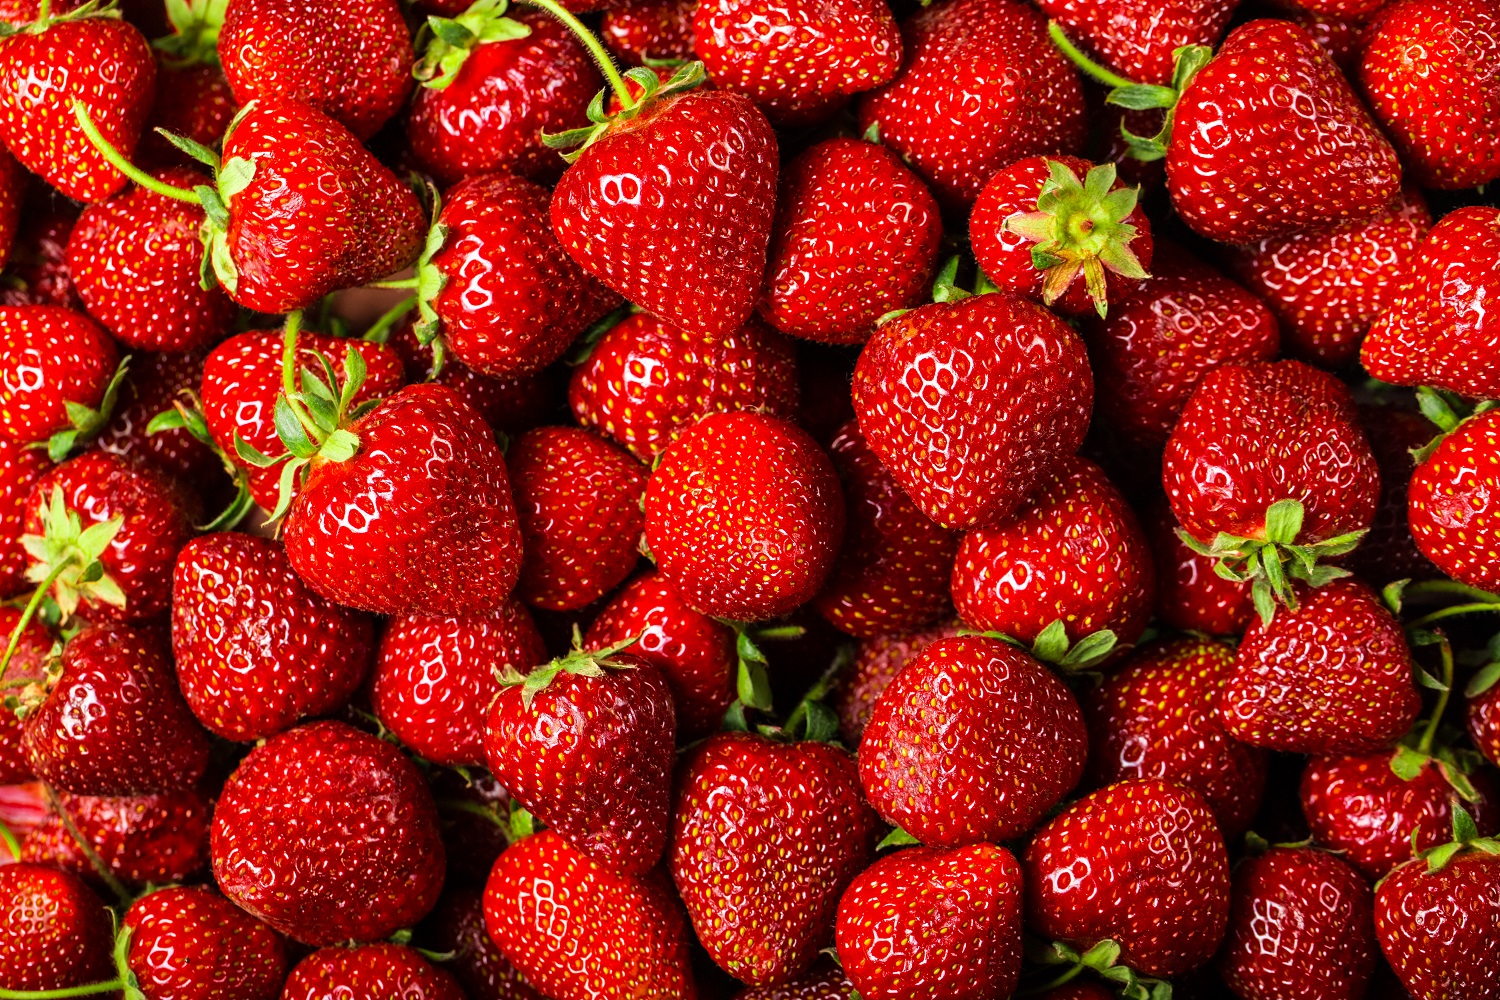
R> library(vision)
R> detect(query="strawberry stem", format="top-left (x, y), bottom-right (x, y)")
top-left (519, 0), bottom-right (634, 109)
top-left (1409, 603), bottom-right (1500, 629)
top-left (70, 102), bottom-right (200, 204)
top-left (1047, 22), bottom-right (1136, 90)
top-left (278, 310), bottom-right (320, 441)
top-left (1403, 579), bottom-right (1500, 604)
top-left (0, 560), bottom-right (69, 683)
top-left (367, 277), bottom-right (421, 290)
top-left (1418, 634), bottom-right (1454, 757)
top-left (39, 782), bottom-right (133, 907)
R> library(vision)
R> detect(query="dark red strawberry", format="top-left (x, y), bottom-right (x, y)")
top-left (0, 437), bottom-right (51, 597)
top-left (835, 843), bottom-right (1023, 999)
top-left (485, 830), bottom-right (697, 1000)
top-left (1470, 668), bottom-right (1500, 768)
top-left (569, 311), bottom-right (799, 463)
top-left (0, 606), bottom-right (53, 782)
top-left (124, 885), bottom-right (288, 1000)
top-left (0, 205), bottom-right (79, 308)
top-left (1347, 403), bottom-right (1442, 588)
top-left (23, 786), bottom-right (213, 886)
top-left (645, 410), bottom-right (843, 621)
top-left (601, 0), bottom-right (695, 64)
top-left (0, 305), bottom-right (120, 450)
top-left (856, 0), bottom-right (1087, 209)
top-left (0, 863), bottom-right (113, 993)
top-left (218, 0), bottom-right (413, 140)
top-left (731, 959), bottom-right (856, 999)
top-left (830, 624), bottom-right (954, 746)
top-left (1023, 779), bottom-right (1230, 977)
top-left (672, 730), bottom-right (880, 986)
top-left (760, 137), bottom-right (942, 345)
top-left (1145, 498), bottom-right (1254, 637)
top-left (852, 290), bottom-right (1093, 531)
top-left (283, 943), bottom-right (463, 1000)
top-left (0, 145), bottom-right (22, 266)
top-left (387, 318), bottom-right (557, 435)
top-left (860, 634), bottom-right (1087, 846)
top-left (430, 768), bottom-right (515, 884)
top-left (1286, 7), bottom-right (1368, 70)
top-left (1037, 0), bottom-right (1237, 83)
top-left (417, 886), bottom-right (543, 1000)
top-left (1407, 410), bottom-right (1500, 593)
top-left (94, 351), bottom-right (221, 488)
top-left (211, 719), bottom-right (446, 945)
top-left (140, 0), bottom-right (238, 169)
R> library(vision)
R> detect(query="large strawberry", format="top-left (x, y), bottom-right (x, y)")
top-left (831, 624), bottom-right (954, 746)
top-left (283, 944), bottom-right (463, 1000)
top-left (124, 885), bottom-right (288, 1000)
top-left (1406, 411), bottom-right (1500, 597)
top-left (0, 863), bottom-right (113, 993)
top-left (1145, 499), bottom-right (1254, 637)
top-left (0, 305), bottom-right (121, 452)
top-left (1037, 0), bottom-right (1237, 84)
top-left (416, 886), bottom-right (542, 1000)
top-left (22, 786), bottom-right (213, 886)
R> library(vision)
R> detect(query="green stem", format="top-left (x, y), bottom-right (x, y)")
top-left (0, 817), bottom-right (19, 861)
top-left (0, 981), bottom-right (128, 999)
top-left (1403, 580), bottom-right (1500, 604)
top-left (1409, 603), bottom-right (1500, 629)
top-left (1047, 21), bottom-right (1138, 91)
top-left (366, 278), bottom-right (421, 290)
top-left (1419, 636), bottom-right (1455, 756)
top-left (434, 798), bottom-right (505, 827)
top-left (363, 296), bottom-right (418, 344)
top-left (520, 0), bottom-right (634, 109)
top-left (1018, 964), bottom-right (1084, 996)
top-left (70, 102), bottom-right (200, 204)
top-left (278, 310), bottom-right (320, 440)
top-left (41, 782), bottom-right (132, 908)
top-left (0, 560), bottom-right (70, 683)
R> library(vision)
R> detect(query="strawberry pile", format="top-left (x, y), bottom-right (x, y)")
top-left (0, 0), bottom-right (1499, 997)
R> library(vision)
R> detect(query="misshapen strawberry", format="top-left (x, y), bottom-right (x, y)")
top-left (124, 885), bottom-right (288, 1000)
top-left (22, 786), bottom-right (213, 886)
top-left (283, 944), bottom-right (463, 1000)
top-left (0, 863), bottom-right (113, 993)
top-left (1037, 0), bottom-right (1238, 84)
top-left (0, 305), bottom-right (120, 451)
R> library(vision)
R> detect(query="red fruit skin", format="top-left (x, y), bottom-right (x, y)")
top-left (831, 624), bottom-right (954, 746)
top-left (1407, 412), bottom-right (1500, 593)
top-left (211, 720), bottom-right (446, 946)
top-left (550, 90), bottom-right (779, 339)
top-left (1219, 847), bottom-right (1377, 1000)
top-left (372, 600), bottom-right (546, 768)
top-left (1037, 0), bottom-right (1238, 84)
top-left (645, 410), bottom-right (844, 621)
top-left (1163, 360), bottom-right (1379, 546)
top-left (1166, 20), bottom-right (1402, 244)
top-left (0, 606), bottom-right (53, 782)
top-left (1145, 499), bottom-right (1255, 637)
top-left (22, 622), bottom-right (209, 796)
top-left (0, 18), bottom-right (155, 202)
top-left (0, 305), bottom-right (119, 445)
top-left (388, 319), bottom-right (555, 434)
top-left (0, 145), bottom-right (23, 269)
top-left (283, 944), bottom-right (463, 1000)
top-left (484, 831), bottom-right (698, 1000)
top-left (1301, 753), bottom-right (1500, 879)
top-left (671, 731), bottom-right (880, 986)
top-left (22, 787), bottom-right (213, 887)
top-left (835, 844), bottom-right (1023, 1000)
top-left (1086, 639), bottom-right (1268, 839)
top-left (1229, 188), bottom-right (1431, 369)
top-left (408, 11), bottom-right (600, 186)
top-left (1348, 404), bottom-right (1442, 587)
top-left (855, 0), bottom-right (1087, 210)
top-left (0, 864), bottom-right (113, 992)
top-left (417, 887), bottom-right (543, 1000)
top-left (1375, 852), bottom-right (1500, 1000)
top-left (125, 885), bottom-right (288, 1000)
top-left (218, 0), bottom-right (413, 141)
top-left (139, 62), bottom-right (237, 169)
top-left (283, 383), bottom-right (525, 617)
top-left (569, 311), bottom-right (799, 463)
top-left (0, 207), bottom-right (79, 308)
top-left (1023, 779), bottom-right (1231, 978)
top-left (602, 0), bottom-right (696, 64)
top-left (0, 437), bottom-right (50, 598)
top-left (731, 960), bottom-right (856, 999)
top-left (952, 456), bottom-right (1154, 649)
top-left (760, 138), bottom-right (942, 345)
top-left (172, 532), bottom-right (375, 742)
top-left (95, 350), bottom-right (220, 487)
top-left (1469, 683), bottom-right (1500, 767)
top-left (859, 635), bottom-right (1088, 846)
top-left (220, 100), bottom-right (425, 315)
top-left (852, 292), bottom-right (1093, 531)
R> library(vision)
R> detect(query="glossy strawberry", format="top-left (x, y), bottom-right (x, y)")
top-left (417, 886), bottom-right (542, 1000)
top-left (831, 624), bottom-right (954, 746)
top-left (140, 63), bottom-right (238, 170)
top-left (1038, 0), bottom-right (1237, 84)
top-left (124, 885), bottom-right (288, 1000)
top-left (94, 350), bottom-right (220, 486)
top-left (386, 318), bottom-right (555, 435)
top-left (0, 438), bottom-right (51, 598)
top-left (0, 305), bottom-right (120, 447)
top-left (1145, 499), bottom-right (1254, 637)
top-left (1407, 410), bottom-right (1500, 593)
top-left (0, 206), bottom-right (78, 308)
top-left (0, 863), bottom-right (113, 993)
top-left (22, 786), bottom-right (213, 886)
top-left (283, 943), bottom-right (463, 1000)
top-left (602, 0), bottom-right (695, 64)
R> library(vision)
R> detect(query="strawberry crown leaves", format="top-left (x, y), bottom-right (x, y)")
top-left (146, 390), bottom-right (257, 531)
top-left (876, 826), bottom-right (921, 850)
top-left (153, 0), bottom-right (228, 68)
top-left (1025, 938), bottom-right (1172, 1000)
top-left (496, 627), bottom-right (642, 709)
top-left (1417, 804), bottom-right (1500, 874)
top-left (413, 0), bottom-right (531, 90)
top-left (1388, 628), bottom-right (1492, 803)
top-left (45, 355), bottom-right (130, 463)
top-left (1411, 386), bottom-right (1499, 464)
top-left (0, 0), bottom-right (121, 36)
top-left (960, 620), bottom-right (1119, 678)
top-left (878, 255), bottom-right (1001, 327)
top-left (542, 61), bottom-right (706, 164)
top-left (21, 486), bottom-right (126, 621)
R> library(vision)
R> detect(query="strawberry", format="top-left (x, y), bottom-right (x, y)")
top-left (217, 0), bottom-right (413, 141)
top-left (671, 730), bottom-right (881, 986)
top-left (0, 4), bottom-right (155, 201)
top-left (22, 786), bottom-right (213, 886)
top-left (140, 0), bottom-right (237, 169)
top-left (644, 410), bottom-right (844, 621)
top-left (1470, 670), bottom-right (1500, 768)
top-left (834, 843), bottom-right (1023, 1000)
top-left (211, 719), bottom-right (446, 945)
top-left (760, 137), bottom-right (942, 345)
top-left (430, 768), bottom-right (515, 883)
top-left (416, 886), bottom-right (543, 1000)
top-left (0, 606), bottom-right (52, 781)
top-left (569, 311), bottom-right (799, 463)
top-left (1347, 404), bottom-right (1442, 588)
top-left (852, 290), bottom-right (1093, 531)
top-left (693, 0), bottom-right (900, 125)
top-left (732, 962), bottom-right (856, 998)
top-left (859, 634), bottom-right (1087, 846)
top-left (855, 0), bottom-right (1087, 209)
top-left (0, 863), bottom-right (113, 993)
top-left (0, 305), bottom-right (121, 451)
top-left (124, 885), bottom-right (289, 1000)
top-left (372, 599), bottom-right (545, 767)
top-left (830, 624), bottom-right (954, 746)
top-left (1023, 779), bottom-right (1231, 977)
top-left (1407, 410), bottom-right (1500, 593)
top-left (0, 438), bottom-right (51, 598)
top-left (1036, 0), bottom-right (1238, 84)
top-left (813, 419), bottom-right (956, 639)
top-left (601, 0), bottom-right (695, 64)
top-left (0, 205), bottom-right (79, 308)
top-left (1287, 7), bottom-right (1368, 70)
top-left (94, 351), bottom-right (221, 487)
top-left (283, 944), bottom-right (463, 1000)
top-left (386, 318), bottom-right (556, 435)
top-left (1218, 846), bottom-right (1378, 1000)
top-left (1145, 499), bottom-right (1254, 637)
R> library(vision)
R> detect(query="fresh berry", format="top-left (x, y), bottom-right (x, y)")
top-left (282, 943), bottom-right (463, 1000)
top-left (94, 350), bottom-right (220, 486)
top-left (1348, 403), bottom-right (1442, 587)
top-left (0, 863), bottom-right (113, 993)
top-left (23, 786), bottom-right (214, 886)
top-left (1407, 409), bottom-right (1500, 593)
top-left (1037, 0), bottom-right (1238, 84)
top-left (0, 437), bottom-right (51, 598)
top-left (416, 886), bottom-right (542, 1000)
top-left (387, 317), bottom-right (556, 434)
top-left (0, 606), bottom-right (52, 782)
top-left (0, 304), bottom-right (120, 447)
top-left (0, 206), bottom-right (79, 308)
top-left (1144, 499), bottom-right (1254, 637)
top-left (124, 885), bottom-right (288, 1000)
top-left (601, 0), bottom-right (695, 65)
top-left (830, 624), bottom-right (954, 746)
top-left (731, 960), bottom-right (856, 999)
top-left (1469, 676), bottom-right (1500, 768)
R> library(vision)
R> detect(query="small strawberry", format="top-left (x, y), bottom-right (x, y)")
top-left (0, 863), bottom-right (113, 993)
top-left (23, 786), bottom-right (214, 886)
top-left (124, 885), bottom-right (288, 1000)
top-left (0, 438), bottom-right (51, 598)
top-left (283, 943), bottom-right (463, 1000)
top-left (834, 843), bottom-right (1023, 1000)
top-left (211, 720), bottom-right (446, 945)
top-left (0, 304), bottom-right (121, 452)
top-left (859, 634), bottom-right (1087, 846)
top-left (601, 0), bottom-right (695, 65)
top-left (830, 624), bottom-right (954, 746)
top-left (94, 350), bottom-right (222, 487)
top-left (1347, 403), bottom-right (1442, 588)
top-left (1407, 409), bottom-right (1500, 593)
top-left (1037, 0), bottom-right (1238, 84)
top-left (1023, 779), bottom-right (1231, 977)
top-left (1144, 499), bottom-right (1254, 637)
top-left (416, 886), bottom-right (543, 1000)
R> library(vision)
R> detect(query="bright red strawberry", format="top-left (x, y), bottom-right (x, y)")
top-left (94, 351), bottom-right (221, 487)
top-left (1407, 410), bottom-right (1500, 592)
top-left (1038, 0), bottom-right (1237, 83)
top-left (387, 318), bottom-right (556, 435)
top-left (124, 885), bottom-right (288, 1000)
top-left (671, 730), bottom-right (880, 986)
top-left (140, 0), bottom-right (238, 169)
top-left (569, 311), bottom-right (799, 463)
top-left (859, 634), bottom-right (1087, 846)
top-left (0, 6), bottom-right (155, 201)
top-left (0, 606), bottom-right (52, 782)
top-left (283, 943), bottom-right (463, 1000)
top-left (217, 0), bottom-right (413, 140)
top-left (22, 786), bottom-right (214, 886)
top-left (1218, 846), bottom-right (1378, 1000)
top-left (211, 720), bottom-right (446, 945)
top-left (0, 863), bottom-right (113, 993)
top-left (1023, 779), bottom-right (1230, 977)
top-left (830, 624), bottom-right (954, 746)
top-left (760, 137), bottom-right (941, 345)
top-left (417, 886), bottom-right (543, 1000)
top-left (0, 438), bottom-right (50, 597)
top-left (856, 0), bottom-right (1086, 209)
top-left (644, 410), bottom-right (843, 621)
top-left (0, 305), bottom-right (120, 449)
top-left (372, 599), bottom-right (545, 767)
top-left (1347, 404), bottom-right (1442, 587)
top-left (1145, 499), bottom-right (1254, 637)
top-left (601, 0), bottom-right (695, 64)
top-left (835, 843), bottom-right (1023, 1000)
top-left (0, 205), bottom-right (79, 308)
top-left (731, 959), bottom-right (856, 999)
top-left (852, 291), bottom-right (1093, 531)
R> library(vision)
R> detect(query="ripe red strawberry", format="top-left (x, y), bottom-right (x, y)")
top-left (1086, 639), bottom-right (1268, 838)
top-left (124, 885), bottom-right (288, 1000)
top-left (645, 410), bottom-right (843, 621)
top-left (601, 0), bottom-right (695, 64)
top-left (731, 960), bottom-right (856, 999)
top-left (1229, 188), bottom-right (1431, 369)
top-left (672, 730), bottom-right (880, 986)
top-left (0, 606), bottom-right (52, 782)
top-left (860, 634), bottom-right (1087, 846)
top-left (94, 350), bottom-right (221, 486)
top-left (1145, 499), bottom-right (1254, 637)
top-left (0, 305), bottom-right (120, 449)
top-left (1218, 846), bottom-right (1378, 1000)
top-left (760, 137), bottom-right (942, 345)
top-left (0, 438), bottom-right (51, 597)
top-left (852, 291), bottom-right (1093, 531)
top-left (282, 382), bottom-right (525, 617)
top-left (1037, 0), bottom-right (1237, 84)
top-left (140, 0), bottom-right (238, 169)
top-left (0, 6), bottom-right (155, 201)
top-left (386, 317), bottom-right (556, 435)
top-left (218, 0), bottom-right (413, 140)
top-left (830, 624), bottom-right (954, 746)
top-left (0, 863), bottom-right (113, 993)
top-left (23, 786), bottom-right (214, 886)
top-left (1470, 670), bottom-right (1500, 768)
top-left (372, 599), bottom-right (545, 767)
top-left (1407, 410), bottom-right (1500, 593)
top-left (569, 311), bottom-right (799, 463)
top-left (0, 206), bottom-right (79, 308)
top-left (211, 720), bottom-right (446, 945)
top-left (1347, 404), bottom-right (1442, 587)
top-left (835, 843), bottom-right (1023, 1000)
top-left (856, 0), bottom-right (1087, 209)
top-left (283, 943), bottom-right (463, 1000)
top-left (417, 886), bottom-right (542, 1000)
top-left (172, 532), bottom-right (374, 742)
top-left (1023, 779), bottom-right (1230, 977)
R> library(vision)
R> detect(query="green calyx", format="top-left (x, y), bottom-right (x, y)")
top-left (962, 619), bottom-right (1119, 676)
top-left (146, 390), bottom-right (255, 531)
top-left (497, 628), bottom-right (640, 709)
top-left (1388, 628), bottom-right (1489, 804)
top-left (542, 61), bottom-right (705, 164)
top-left (0, 0), bottom-right (120, 37)
top-left (1002, 159), bottom-right (1148, 319)
top-left (21, 486), bottom-right (126, 621)
top-left (1416, 804), bottom-right (1500, 875)
top-left (414, 0), bottom-right (531, 90)
top-left (153, 0), bottom-right (227, 68)
top-left (1023, 938), bottom-right (1172, 1000)
top-left (1411, 386), bottom-right (1499, 464)
top-left (44, 355), bottom-right (130, 463)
